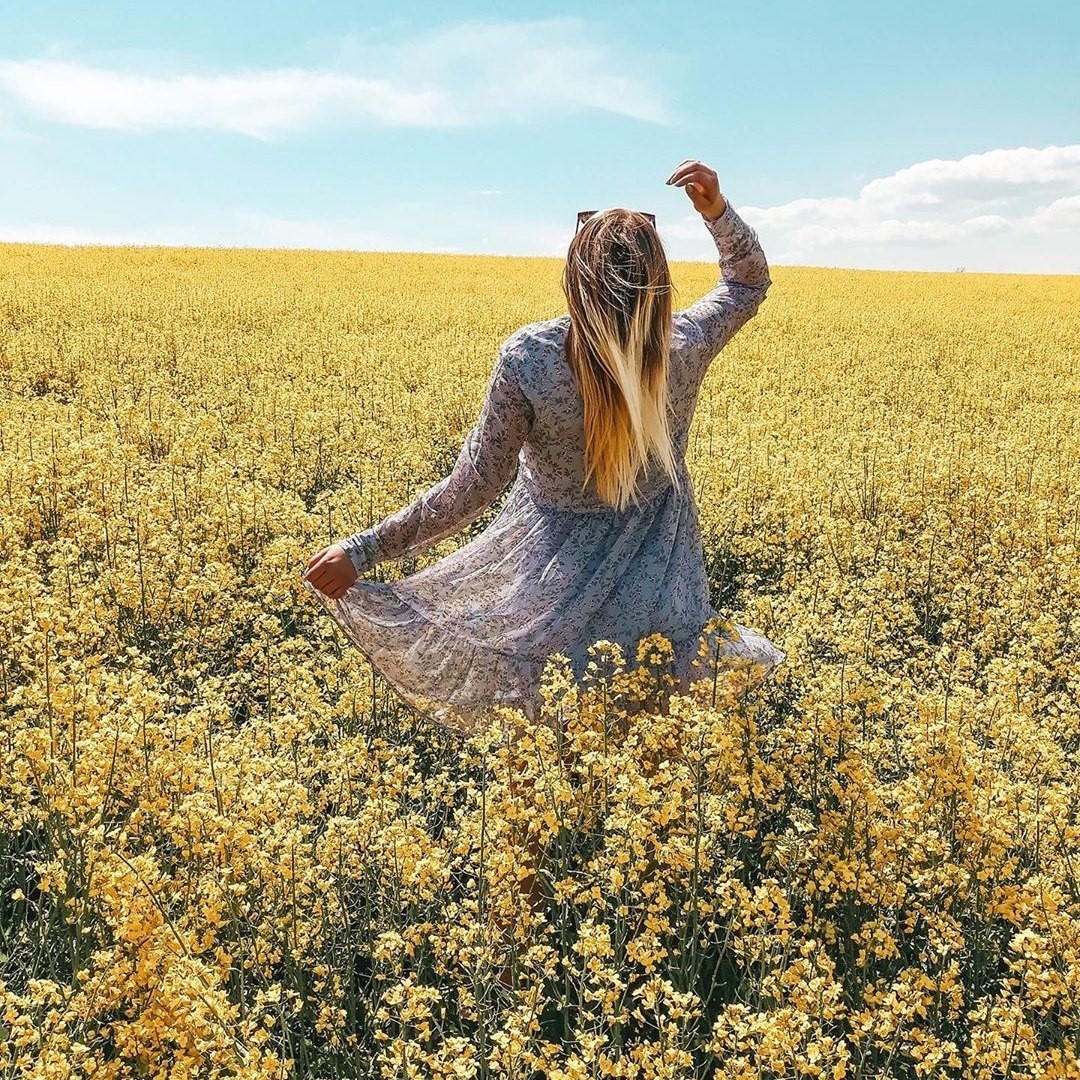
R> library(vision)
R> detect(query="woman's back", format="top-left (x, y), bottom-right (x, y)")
top-left (505, 201), bottom-right (772, 515)
top-left (505, 313), bottom-right (698, 514)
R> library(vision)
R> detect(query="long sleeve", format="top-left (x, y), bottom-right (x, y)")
top-left (675, 200), bottom-right (772, 380)
top-left (337, 344), bottom-right (534, 576)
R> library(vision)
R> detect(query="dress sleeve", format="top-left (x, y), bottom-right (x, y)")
top-left (674, 200), bottom-right (772, 380)
top-left (336, 343), bottom-right (534, 575)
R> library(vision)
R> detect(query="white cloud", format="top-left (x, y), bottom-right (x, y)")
top-left (478, 189), bottom-right (504, 196)
top-left (661, 143), bottom-right (1080, 273)
top-left (1024, 193), bottom-right (1080, 231)
top-left (0, 18), bottom-right (674, 137)
top-left (5, 143), bottom-right (1076, 272)
top-left (858, 144), bottom-right (1080, 208)
top-left (0, 61), bottom-right (452, 138)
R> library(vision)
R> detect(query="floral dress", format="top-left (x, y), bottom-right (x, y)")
top-left (302, 201), bottom-right (786, 735)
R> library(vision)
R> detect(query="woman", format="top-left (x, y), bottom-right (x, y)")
top-left (302, 159), bottom-right (785, 736)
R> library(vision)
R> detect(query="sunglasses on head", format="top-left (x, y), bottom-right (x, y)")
top-left (575, 209), bottom-right (656, 235)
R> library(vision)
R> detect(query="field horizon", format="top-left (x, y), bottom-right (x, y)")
top-left (6, 239), bottom-right (1080, 278)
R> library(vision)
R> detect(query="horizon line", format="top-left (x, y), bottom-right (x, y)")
top-left (1, 239), bottom-right (1074, 277)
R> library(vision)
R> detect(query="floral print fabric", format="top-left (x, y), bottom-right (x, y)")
top-left (303, 201), bottom-right (785, 735)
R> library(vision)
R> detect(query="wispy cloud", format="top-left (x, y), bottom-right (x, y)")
top-left (0, 18), bottom-right (675, 138)
top-left (0, 60), bottom-right (450, 137)
top-left (663, 143), bottom-right (1080, 273)
top-left (333, 18), bottom-right (675, 127)
top-left (7, 143), bottom-right (1076, 271)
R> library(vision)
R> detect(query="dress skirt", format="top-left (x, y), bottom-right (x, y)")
top-left (303, 474), bottom-right (786, 737)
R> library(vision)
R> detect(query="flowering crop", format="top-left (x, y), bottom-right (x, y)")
top-left (0, 241), bottom-right (1077, 1078)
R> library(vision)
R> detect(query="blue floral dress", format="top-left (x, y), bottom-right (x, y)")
top-left (303, 201), bottom-right (785, 734)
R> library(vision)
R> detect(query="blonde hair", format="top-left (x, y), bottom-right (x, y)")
top-left (561, 208), bottom-right (681, 512)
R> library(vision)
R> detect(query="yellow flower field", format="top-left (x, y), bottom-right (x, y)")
top-left (0, 241), bottom-right (1077, 1079)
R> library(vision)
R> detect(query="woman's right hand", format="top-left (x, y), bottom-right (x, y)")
top-left (666, 160), bottom-right (728, 221)
top-left (304, 543), bottom-right (358, 600)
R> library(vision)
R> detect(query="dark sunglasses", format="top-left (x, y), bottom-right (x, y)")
top-left (575, 209), bottom-right (656, 235)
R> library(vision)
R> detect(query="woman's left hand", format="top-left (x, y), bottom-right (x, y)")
top-left (304, 544), bottom-right (358, 600)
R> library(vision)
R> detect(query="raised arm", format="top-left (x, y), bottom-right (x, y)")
top-left (337, 343), bottom-right (534, 575)
top-left (674, 200), bottom-right (772, 379)
top-left (665, 161), bottom-right (771, 381)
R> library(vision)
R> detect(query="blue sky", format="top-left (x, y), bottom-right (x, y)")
top-left (2, 0), bottom-right (1077, 272)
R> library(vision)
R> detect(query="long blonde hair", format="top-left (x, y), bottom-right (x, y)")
top-left (561, 208), bottom-right (681, 512)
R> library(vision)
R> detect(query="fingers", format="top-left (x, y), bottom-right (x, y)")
top-left (668, 168), bottom-right (715, 195)
top-left (665, 158), bottom-right (700, 183)
top-left (306, 565), bottom-right (334, 592)
top-left (304, 552), bottom-right (329, 587)
top-left (666, 160), bottom-right (714, 185)
top-left (304, 547), bottom-right (355, 600)
top-left (306, 561), bottom-right (330, 587)
top-left (666, 162), bottom-right (718, 206)
top-left (309, 570), bottom-right (351, 600)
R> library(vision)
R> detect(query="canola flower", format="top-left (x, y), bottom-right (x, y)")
top-left (0, 240), bottom-right (1077, 1079)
